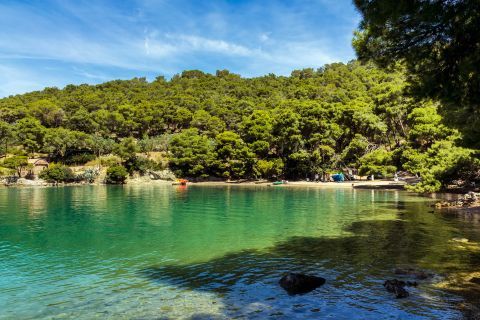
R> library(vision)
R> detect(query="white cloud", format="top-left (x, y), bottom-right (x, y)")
top-left (259, 32), bottom-right (271, 43)
top-left (165, 34), bottom-right (256, 56)
top-left (0, 0), bottom-right (359, 97)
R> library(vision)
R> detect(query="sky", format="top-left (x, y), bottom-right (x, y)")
top-left (0, 0), bottom-right (360, 97)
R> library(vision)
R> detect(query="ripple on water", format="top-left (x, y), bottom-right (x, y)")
top-left (0, 186), bottom-right (474, 319)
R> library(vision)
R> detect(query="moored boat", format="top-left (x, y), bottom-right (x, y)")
top-left (172, 179), bottom-right (188, 186)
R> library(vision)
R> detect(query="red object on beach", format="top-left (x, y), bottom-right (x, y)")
top-left (172, 179), bottom-right (188, 186)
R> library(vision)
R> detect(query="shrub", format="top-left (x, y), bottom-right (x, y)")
top-left (2, 156), bottom-right (30, 177)
top-left (254, 159), bottom-right (284, 179)
top-left (39, 164), bottom-right (75, 183)
top-left (0, 166), bottom-right (15, 177)
top-left (123, 156), bottom-right (161, 174)
top-left (105, 165), bottom-right (128, 184)
top-left (76, 167), bottom-right (100, 183)
top-left (358, 148), bottom-right (397, 178)
top-left (403, 140), bottom-right (477, 192)
top-left (8, 147), bottom-right (28, 156)
top-left (101, 155), bottom-right (122, 167)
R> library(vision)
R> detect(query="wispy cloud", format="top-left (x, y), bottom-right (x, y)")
top-left (0, 0), bottom-right (360, 97)
top-left (167, 34), bottom-right (256, 57)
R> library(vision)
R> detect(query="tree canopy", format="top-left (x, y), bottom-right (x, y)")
top-left (353, 0), bottom-right (480, 148)
top-left (0, 61), bottom-right (478, 191)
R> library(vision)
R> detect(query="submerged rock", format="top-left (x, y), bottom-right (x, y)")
top-left (469, 277), bottom-right (480, 285)
top-left (384, 279), bottom-right (409, 298)
top-left (279, 273), bottom-right (326, 295)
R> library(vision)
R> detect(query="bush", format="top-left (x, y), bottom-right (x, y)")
top-left (254, 159), bottom-right (284, 179)
top-left (123, 156), bottom-right (161, 174)
top-left (99, 155), bottom-right (121, 167)
top-left (39, 164), bottom-right (75, 183)
top-left (105, 165), bottom-right (128, 184)
top-left (8, 147), bottom-right (28, 156)
top-left (76, 167), bottom-right (100, 183)
top-left (2, 156), bottom-right (30, 177)
top-left (403, 140), bottom-right (478, 192)
top-left (0, 166), bottom-right (15, 177)
top-left (358, 148), bottom-right (397, 178)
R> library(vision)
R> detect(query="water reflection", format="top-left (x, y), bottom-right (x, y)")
top-left (142, 215), bottom-right (466, 319)
top-left (0, 186), bottom-right (479, 319)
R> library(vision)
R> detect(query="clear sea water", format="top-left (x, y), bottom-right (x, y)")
top-left (1, 185), bottom-right (479, 319)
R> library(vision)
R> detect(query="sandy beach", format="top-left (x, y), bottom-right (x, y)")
top-left (189, 180), bottom-right (406, 189)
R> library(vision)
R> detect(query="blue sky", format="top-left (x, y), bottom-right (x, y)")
top-left (0, 0), bottom-right (360, 97)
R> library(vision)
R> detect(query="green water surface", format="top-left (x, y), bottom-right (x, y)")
top-left (1, 185), bottom-right (479, 319)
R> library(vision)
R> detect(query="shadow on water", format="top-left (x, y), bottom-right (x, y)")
top-left (140, 215), bottom-right (480, 319)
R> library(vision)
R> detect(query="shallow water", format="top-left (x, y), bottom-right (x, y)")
top-left (1, 185), bottom-right (479, 319)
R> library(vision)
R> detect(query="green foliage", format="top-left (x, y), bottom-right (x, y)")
top-left (191, 110), bottom-right (225, 138)
top-left (169, 129), bottom-right (217, 178)
top-left (0, 120), bottom-right (12, 156)
top-left (115, 137), bottom-right (138, 160)
top-left (43, 128), bottom-right (91, 159)
top-left (272, 107), bottom-right (302, 158)
top-left (214, 131), bottom-right (255, 179)
top-left (88, 155), bottom-right (121, 167)
top-left (2, 156), bottom-right (29, 177)
top-left (341, 134), bottom-right (369, 166)
top-left (76, 168), bottom-right (100, 183)
top-left (254, 159), bottom-right (284, 179)
top-left (353, 0), bottom-right (480, 148)
top-left (287, 150), bottom-right (313, 179)
top-left (105, 165), bottom-right (128, 184)
top-left (123, 156), bottom-right (160, 174)
top-left (358, 148), bottom-right (397, 178)
top-left (0, 61), bottom-right (477, 189)
top-left (64, 153), bottom-right (97, 165)
top-left (39, 164), bottom-right (74, 183)
top-left (240, 110), bottom-right (273, 157)
top-left (407, 104), bottom-right (455, 149)
top-left (398, 103), bottom-right (477, 192)
top-left (0, 166), bottom-right (15, 177)
top-left (29, 99), bottom-right (65, 127)
top-left (88, 135), bottom-right (115, 157)
top-left (138, 135), bottom-right (170, 153)
top-left (14, 117), bottom-right (46, 154)
top-left (403, 140), bottom-right (475, 192)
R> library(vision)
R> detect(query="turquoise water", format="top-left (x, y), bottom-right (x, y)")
top-left (0, 185), bottom-right (479, 319)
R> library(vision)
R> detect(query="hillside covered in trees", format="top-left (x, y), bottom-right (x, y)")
top-left (0, 61), bottom-right (478, 191)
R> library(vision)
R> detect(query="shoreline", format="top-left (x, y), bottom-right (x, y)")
top-left (8, 178), bottom-right (480, 215)
top-left (190, 180), bottom-right (406, 189)
top-left (1, 177), bottom-right (406, 190)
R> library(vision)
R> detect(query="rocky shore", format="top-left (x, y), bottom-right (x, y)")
top-left (434, 192), bottom-right (480, 213)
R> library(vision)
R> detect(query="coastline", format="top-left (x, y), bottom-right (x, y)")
top-left (190, 180), bottom-right (406, 189)
top-left (1, 177), bottom-right (406, 190)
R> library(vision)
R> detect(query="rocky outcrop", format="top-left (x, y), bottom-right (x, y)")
top-left (384, 267), bottom-right (434, 299)
top-left (148, 169), bottom-right (176, 181)
top-left (3, 177), bottom-right (48, 186)
top-left (383, 279), bottom-right (411, 298)
top-left (279, 273), bottom-right (326, 295)
top-left (435, 192), bottom-right (480, 209)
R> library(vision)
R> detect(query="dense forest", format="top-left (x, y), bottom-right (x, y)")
top-left (0, 61), bottom-right (478, 191)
